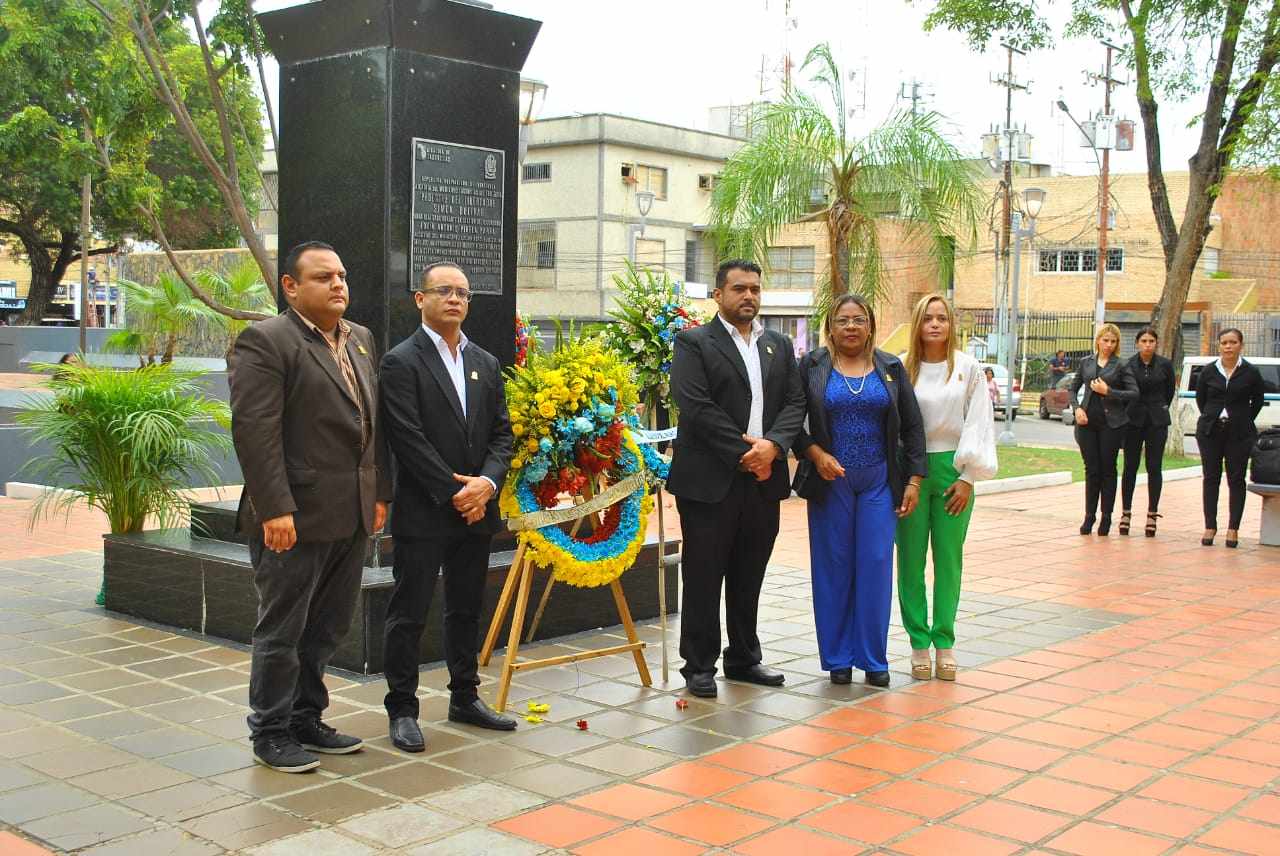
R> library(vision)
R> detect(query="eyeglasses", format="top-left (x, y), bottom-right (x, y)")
top-left (421, 286), bottom-right (472, 302)
top-left (832, 317), bottom-right (870, 329)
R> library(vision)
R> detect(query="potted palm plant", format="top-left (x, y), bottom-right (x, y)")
top-left (17, 360), bottom-right (232, 604)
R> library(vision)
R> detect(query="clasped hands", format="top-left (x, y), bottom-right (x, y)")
top-left (452, 473), bottom-right (494, 525)
top-left (738, 434), bottom-right (778, 480)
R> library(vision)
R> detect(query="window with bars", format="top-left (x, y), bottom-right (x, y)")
top-left (517, 222), bottom-right (556, 269)
top-left (685, 239), bottom-right (699, 283)
top-left (1038, 247), bottom-right (1123, 274)
top-left (635, 164), bottom-right (668, 199)
top-left (765, 246), bottom-right (816, 288)
top-left (522, 162), bottom-right (551, 182)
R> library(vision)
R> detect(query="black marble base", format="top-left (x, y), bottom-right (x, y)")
top-left (104, 529), bottom-right (679, 675)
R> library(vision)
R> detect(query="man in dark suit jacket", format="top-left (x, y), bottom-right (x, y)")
top-left (379, 262), bottom-right (515, 751)
top-left (229, 241), bottom-right (391, 773)
top-left (667, 259), bottom-right (807, 698)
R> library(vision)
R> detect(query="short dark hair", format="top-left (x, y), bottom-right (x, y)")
top-left (1056, 349), bottom-right (1066, 355)
top-left (282, 241), bottom-right (336, 280)
top-left (1219, 327), bottom-right (1244, 345)
top-left (715, 259), bottom-right (762, 290)
top-left (1135, 327), bottom-right (1158, 343)
top-left (417, 261), bottom-right (466, 291)
top-left (827, 293), bottom-right (877, 345)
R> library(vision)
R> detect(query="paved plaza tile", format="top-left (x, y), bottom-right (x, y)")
top-left (0, 477), bottom-right (1275, 854)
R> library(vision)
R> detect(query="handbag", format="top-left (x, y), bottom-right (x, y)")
top-left (1251, 427), bottom-right (1280, 484)
top-left (790, 458), bottom-right (827, 500)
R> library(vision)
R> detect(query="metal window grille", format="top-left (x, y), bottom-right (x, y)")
top-left (1038, 250), bottom-right (1059, 272)
top-left (1060, 250), bottom-right (1080, 272)
top-left (685, 239), bottom-right (698, 283)
top-left (1106, 247), bottom-right (1124, 272)
top-left (518, 222), bottom-right (556, 269)
top-left (1081, 249), bottom-right (1098, 272)
top-left (522, 162), bottom-right (551, 182)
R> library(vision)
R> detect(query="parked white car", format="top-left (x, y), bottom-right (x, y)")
top-left (1176, 355), bottom-right (1280, 434)
top-left (981, 363), bottom-right (1022, 419)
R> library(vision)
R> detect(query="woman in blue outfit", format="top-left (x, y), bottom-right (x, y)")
top-left (793, 295), bottom-right (927, 687)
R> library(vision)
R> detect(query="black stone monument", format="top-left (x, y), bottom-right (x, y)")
top-left (258, 0), bottom-right (540, 364)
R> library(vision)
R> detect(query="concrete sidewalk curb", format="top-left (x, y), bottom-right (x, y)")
top-left (974, 471), bottom-right (1073, 495)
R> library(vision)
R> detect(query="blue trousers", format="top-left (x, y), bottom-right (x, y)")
top-left (807, 461), bottom-right (896, 672)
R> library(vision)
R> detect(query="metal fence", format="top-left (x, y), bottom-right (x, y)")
top-left (956, 308), bottom-right (1097, 390)
top-left (1206, 313), bottom-right (1280, 357)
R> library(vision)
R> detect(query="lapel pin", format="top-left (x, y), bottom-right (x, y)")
top-left (886, 373), bottom-right (894, 382)
top-left (356, 344), bottom-right (368, 355)
top-left (470, 370), bottom-right (479, 380)
top-left (766, 345), bottom-right (774, 355)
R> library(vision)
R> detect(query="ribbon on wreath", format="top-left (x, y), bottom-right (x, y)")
top-left (505, 472), bottom-right (646, 532)
top-left (631, 426), bottom-right (678, 444)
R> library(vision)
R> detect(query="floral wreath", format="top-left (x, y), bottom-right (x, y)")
top-left (500, 338), bottom-right (655, 588)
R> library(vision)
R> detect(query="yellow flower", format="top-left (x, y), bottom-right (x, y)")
top-left (512, 423), bottom-right (525, 436)
top-left (538, 400), bottom-right (557, 418)
top-left (525, 438), bottom-right (539, 453)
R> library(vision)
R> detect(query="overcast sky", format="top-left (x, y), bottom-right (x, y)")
top-left (253, 0), bottom-right (1213, 177)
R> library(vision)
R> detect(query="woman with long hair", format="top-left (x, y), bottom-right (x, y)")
top-left (1120, 328), bottom-right (1175, 537)
top-left (1069, 323), bottom-right (1137, 535)
top-left (1196, 328), bottom-right (1266, 548)
top-left (897, 294), bottom-right (996, 681)
top-left (793, 295), bottom-right (926, 687)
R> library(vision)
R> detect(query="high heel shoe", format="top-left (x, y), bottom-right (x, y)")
top-left (1202, 529), bottom-right (1216, 546)
top-left (1080, 515), bottom-right (1095, 535)
top-left (1145, 512), bottom-right (1161, 537)
top-left (1118, 511), bottom-right (1132, 536)
top-left (1097, 516), bottom-right (1112, 536)
top-left (1226, 530), bottom-right (1239, 548)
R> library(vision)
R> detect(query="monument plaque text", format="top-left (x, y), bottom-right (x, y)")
top-left (409, 138), bottom-right (505, 294)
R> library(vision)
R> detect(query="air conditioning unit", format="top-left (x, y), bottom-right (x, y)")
top-left (621, 163), bottom-right (637, 184)
top-left (698, 173), bottom-right (718, 191)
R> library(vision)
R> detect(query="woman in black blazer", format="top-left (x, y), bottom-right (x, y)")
top-left (1069, 323), bottom-right (1138, 535)
top-left (793, 295), bottom-right (926, 687)
top-left (1120, 327), bottom-right (1175, 537)
top-left (1196, 327), bottom-right (1266, 548)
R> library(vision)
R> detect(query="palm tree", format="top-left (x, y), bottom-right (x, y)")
top-left (105, 273), bottom-right (217, 366)
top-left (709, 43), bottom-right (983, 309)
top-left (198, 259), bottom-right (277, 359)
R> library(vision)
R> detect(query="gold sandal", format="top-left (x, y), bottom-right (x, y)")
top-left (935, 650), bottom-right (957, 682)
top-left (910, 650), bottom-right (932, 681)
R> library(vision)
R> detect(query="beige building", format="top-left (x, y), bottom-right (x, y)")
top-left (516, 114), bottom-right (741, 323)
top-left (952, 171), bottom-right (1278, 316)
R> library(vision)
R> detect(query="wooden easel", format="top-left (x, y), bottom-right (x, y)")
top-left (478, 477), bottom-right (651, 712)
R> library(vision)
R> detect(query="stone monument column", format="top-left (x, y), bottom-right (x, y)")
top-left (258, 0), bottom-right (540, 365)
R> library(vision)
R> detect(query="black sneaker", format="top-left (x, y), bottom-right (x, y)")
top-left (291, 718), bottom-right (363, 755)
top-left (253, 735), bottom-right (320, 772)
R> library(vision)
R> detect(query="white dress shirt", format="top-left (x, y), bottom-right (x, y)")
top-left (422, 323), bottom-right (496, 494)
top-left (912, 351), bottom-right (998, 484)
top-left (718, 313), bottom-right (765, 438)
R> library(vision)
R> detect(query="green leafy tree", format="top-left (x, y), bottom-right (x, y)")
top-left (708, 43), bottom-right (983, 309)
top-left (912, 0), bottom-right (1280, 361)
top-left (105, 274), bottom-right (217, 366)
top-left (0, 0), bottom-right (265, 324)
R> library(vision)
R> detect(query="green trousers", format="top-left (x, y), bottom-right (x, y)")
top-left (896, 450), bottom-right (973, 651)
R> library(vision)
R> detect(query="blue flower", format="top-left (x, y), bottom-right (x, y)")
top-left (596, 402), bottom-right (615, 420)
top-left (524, 461), bottom-right (549, 483)
top-left (538, 437), bottom-right (553, 453)
top-left (573, 416), bottom-right (594, 434)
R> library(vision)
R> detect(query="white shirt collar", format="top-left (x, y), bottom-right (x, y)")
top-left (718, 313), bottom-right (764, 342)
top-left (422, 323), bottom-right (468, 357)
top-left (1215, 357), bottom-right (1238, 380)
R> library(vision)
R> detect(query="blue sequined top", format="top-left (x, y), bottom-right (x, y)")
top-left (825, 367), bottom-right (889, 470)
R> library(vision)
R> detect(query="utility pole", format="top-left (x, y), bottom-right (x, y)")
top-left (899, 78), bottom-right (924, 119)
top-left (78, 124), bottom-right (92, 355)
top-left (1087, 41), bottom-right (1125, 328)
top-left (990, 43), bottom-right (1028, 365)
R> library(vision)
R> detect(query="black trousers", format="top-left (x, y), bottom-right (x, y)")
top-left (1121, 422), bottom-right (1169, 513)
top-left (383, 533), bottom-right (491, 718)
top-left (1200, 422), bottom-right (1251, 530)
top-left (247, 528), bottom-right (366, 739)
top-left (1075, 424), bottom-right (1124, 519)
top-left (675, 472), bottom-right (780, 679)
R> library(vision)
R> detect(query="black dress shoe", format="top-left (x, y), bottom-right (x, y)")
top-left (830, 668), bottom-right (853, 684)
top-left (686, 673), bottom-right (717, 698)
top-left (865, 670), bottom-right (891, 687)
top-left (389, 716), bottom-right (425, 753)
top-left (448, 698), bottom-right (517, 731)
top-left (723, 664), bottom-right (785, 687)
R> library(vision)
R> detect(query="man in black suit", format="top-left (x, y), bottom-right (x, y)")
top-left (379, 262), bottom-right (516, 751)
top-left (229, 241), bottom-right (391, 773)
top-left (667, 259), bottom-right (806, 698)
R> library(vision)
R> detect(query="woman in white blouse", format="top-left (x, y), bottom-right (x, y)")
top-left (896, 294), bottom-right (997, 681)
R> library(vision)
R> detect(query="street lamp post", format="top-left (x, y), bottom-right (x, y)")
top-left (629, 189), bottom-right (655, 264)
top-left (517, 77), bottom-right (547, 165)
top-left (999, 186), bottom-right (1046, 446)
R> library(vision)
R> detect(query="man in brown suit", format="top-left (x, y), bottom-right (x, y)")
top-left (229, 241), bottom-right (390, 772)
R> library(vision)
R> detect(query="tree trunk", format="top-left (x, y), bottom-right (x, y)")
top-left (14, 230), bottom-right (76, 326)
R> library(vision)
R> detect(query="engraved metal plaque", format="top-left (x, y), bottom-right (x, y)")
top-left (409, 138), bottom-right (505, 294)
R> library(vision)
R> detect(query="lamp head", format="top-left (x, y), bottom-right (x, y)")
top-left (519, 78), bottom-right (548, 126)
top-left (1022, 187), bottom-right (1046, 220)
top-left (636, 190), bottom-right (655, 217)
top-left (1056, 99), bottom-right (1070, 114)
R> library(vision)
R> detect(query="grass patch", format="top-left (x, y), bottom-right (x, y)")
top-left (995, 445), bottom-right (1199, 483)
